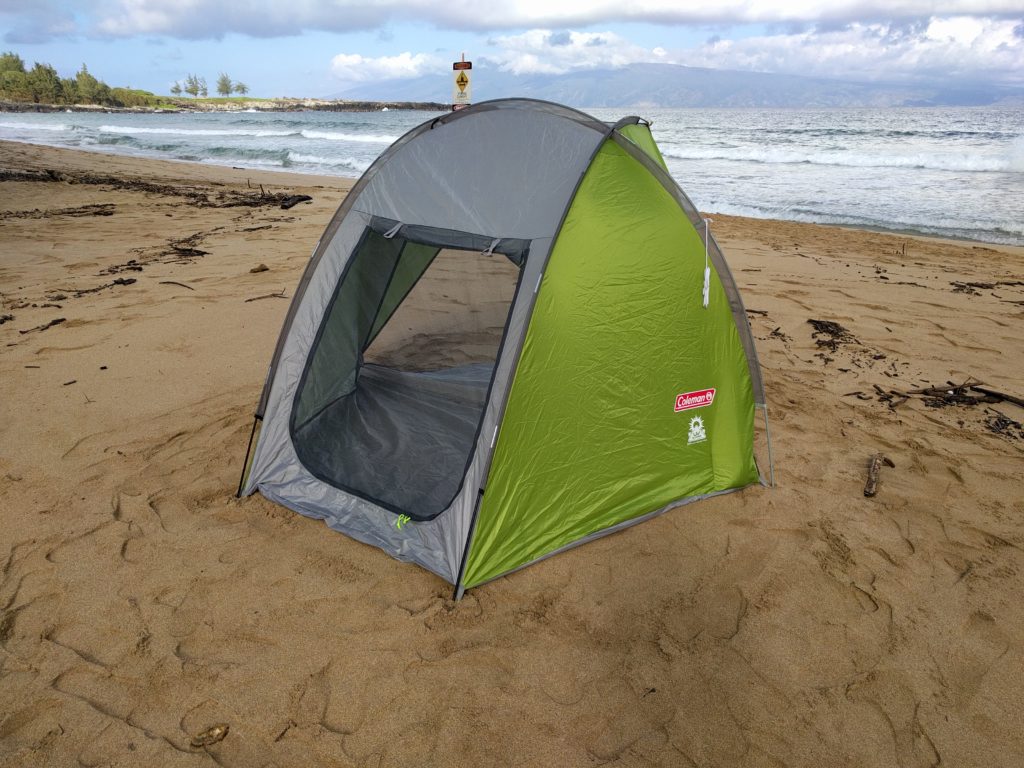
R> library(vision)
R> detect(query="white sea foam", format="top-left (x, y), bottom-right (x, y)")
top-left (98, 125), bottom-right (297, 137)
top-left (287, 152), bottom-right (372, 172)
top-left (660, 145), bottom-right (1021, 173)
top-left (0, 121), bottom-right (70, 132)
top-left (299, 129), bottom-right (397, 143)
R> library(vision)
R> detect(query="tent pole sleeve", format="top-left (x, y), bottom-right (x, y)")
top-left (452, 490), bottom-right (485, 600)
top-left (760, 405), bottom-right (776, 488)
top-left (454, 127), bottom-right (618, 595)
top-left (236, 416), bottom-right (260, 498)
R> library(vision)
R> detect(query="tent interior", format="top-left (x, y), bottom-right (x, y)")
top-left (291, 223), bottom-right (525, 520)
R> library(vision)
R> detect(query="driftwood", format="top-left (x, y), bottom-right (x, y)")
top-left (864, 454), bottom-right (895, 497)
top-left (245, 289), bottom-right (287, 302)
top-left (970, 385), bottom-right (1024, 409)
top-left (280, 194), bottom-right (312, 210)
top-left (72, 277), bottom-right (137, 297)
top-left (158, 281), bottom-right (195, 291)
top-left (859, 376), bottom-right (1023, 419)
top-left (19, 317), bottom-right (65, 334)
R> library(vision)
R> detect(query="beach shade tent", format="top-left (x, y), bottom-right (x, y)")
top-left (239, 99), bottom-right (769, 596)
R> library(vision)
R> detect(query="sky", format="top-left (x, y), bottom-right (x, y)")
top-left (0, 1), bottom-right (1022, 97)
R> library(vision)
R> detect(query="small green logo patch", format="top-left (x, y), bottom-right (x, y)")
top-left (395, 514), bottom-right (411, 530)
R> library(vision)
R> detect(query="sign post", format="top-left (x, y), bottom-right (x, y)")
top-left (452, 53), bottom-right (472, 111)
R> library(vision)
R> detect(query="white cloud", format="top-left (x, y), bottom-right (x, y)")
top-left (484, 30), bottom-right (663, 75)
top-left (80, 0), bottom-right (1024, 39)
top-left (671, 17), bottom-right (1024, 84)
top-left (331, 51), bottom-right (442, 81)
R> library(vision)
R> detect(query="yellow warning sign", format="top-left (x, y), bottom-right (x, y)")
top-left (452, 60), bottom-right (472, 107)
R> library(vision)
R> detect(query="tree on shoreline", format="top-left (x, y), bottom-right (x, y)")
top-left (0, 49), bottom-right (258, 106)
top-left (216, 73), bottom-right (232, 97)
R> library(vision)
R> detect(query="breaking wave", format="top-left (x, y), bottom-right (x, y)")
top-left (299, 129), bottom-right (397, 143)
top-left (0, 121), bottom-right (70, 132)
top-left (99, 124), bottom-right (298, 137)
top-left (286, 152), bottom-right (372, 172)
top-left (659, 145), bottom-right (1024, 173)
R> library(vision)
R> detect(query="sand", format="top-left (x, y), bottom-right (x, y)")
top-left (1, 139), bottom-right (1023, 767)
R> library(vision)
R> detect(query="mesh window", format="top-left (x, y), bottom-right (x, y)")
top-left (292, 226), bottom-right (525, 520)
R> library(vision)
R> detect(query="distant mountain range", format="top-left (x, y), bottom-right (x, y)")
top-left (336, 62), bottom-right (1024, 108)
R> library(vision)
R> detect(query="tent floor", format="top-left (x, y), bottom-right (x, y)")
top-left (293, 363), bottom-right (492, 518)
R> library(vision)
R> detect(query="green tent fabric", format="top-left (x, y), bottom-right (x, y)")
top-left (240, 99), bottom-right (768, 595)
top-left (462, 138), bottom-right (758, 587)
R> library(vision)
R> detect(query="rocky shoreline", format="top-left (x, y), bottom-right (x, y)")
top-left (0, 98), bottom-right (448, 114)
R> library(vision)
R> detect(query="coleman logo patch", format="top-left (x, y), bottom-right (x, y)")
top-left (674, 388), bottom-right (716, 412)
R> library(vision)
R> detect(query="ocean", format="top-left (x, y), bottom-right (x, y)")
top-left (2, 105), bottom-right (1022, 245)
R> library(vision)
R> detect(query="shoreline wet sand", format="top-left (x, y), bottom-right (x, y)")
top-left (1, 139), bottom-right (1022, 767)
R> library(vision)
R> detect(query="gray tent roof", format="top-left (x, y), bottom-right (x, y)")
top-left (353, 99), bottom-right (610, 239)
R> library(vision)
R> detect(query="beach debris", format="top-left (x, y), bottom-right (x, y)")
top-left (169, 245), bottom-right (209, 258)
top-left (100, 259), bottom-right (143, 275)
top-left (0, 168), bottom-right (58, 183)
top-left (864, 453), bottom-right (895, 497)
top-left (0, 203), bottom-right (115, 219)
top-left (4, 166), bottom-right (307, 210)
top-left (863, 377), bottom-right (1024, 413)
top-left (72, 277), bottom-right (136, 297)
top-left (985, 412), bottom-right (1024, 441)
top-left (807, 319), bottom-right (857, 351)
top-left (950, 279), bottom-right (1024, 296)
top-left (249, 263), bottom-right (269, 273)
top-left (280, 194), bottom-right (312, 210)
top-left (241, 224), bottom-right (273, 232)
top-left (245, 289), bottom-right (287, 302)
top-left (19, 317), bottom-right (65, 334)
top-left (0, 313), bottom-right (13, 325)
top-left (190, 723), bottom-right (229, 748)
top-left (158, 280), bottom-right (195, 291)
top-left (970, 385), bottom-right (1024, 409)
top-left (63, 380), bottom-right (76, 386)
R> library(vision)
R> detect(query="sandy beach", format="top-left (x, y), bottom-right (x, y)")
top-left (1, 139), bottom-right (1023, 767)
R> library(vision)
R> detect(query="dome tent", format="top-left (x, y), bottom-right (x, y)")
top-left (238, 99), bottom-right (770, 597)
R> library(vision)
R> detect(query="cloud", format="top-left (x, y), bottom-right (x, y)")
top-left (484, 30), bottom-right (663, 75)
top-left (1, 0), bottom-right (77, 43)
top-left (35, 0), bottom-right (1022, 41)
top-left (671, 17), bottom-right (1024, 84)
top-left (331, 51), bottom-right (442, 82)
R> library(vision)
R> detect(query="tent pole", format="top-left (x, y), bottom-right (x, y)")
top-left (761, 405), bottom-right (776, 488)
top-left (236, 416), bottom-right (260, 498)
